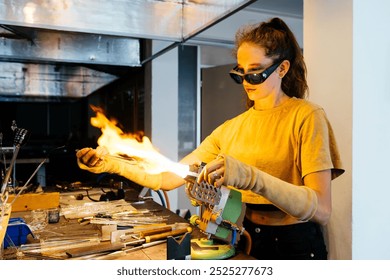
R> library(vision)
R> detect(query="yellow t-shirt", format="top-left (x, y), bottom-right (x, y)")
top-left (192, 97), bottom-right (344, 204)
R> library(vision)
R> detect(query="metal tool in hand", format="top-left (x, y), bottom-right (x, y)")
top-left (185, 163), bottom-right (243, 239)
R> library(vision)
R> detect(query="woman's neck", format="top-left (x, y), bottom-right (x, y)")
top-left (254, 92), bottom-right (290, 110)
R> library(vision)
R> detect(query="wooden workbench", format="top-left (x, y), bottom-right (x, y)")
top-left (3, 191), bottom-right (252, 260)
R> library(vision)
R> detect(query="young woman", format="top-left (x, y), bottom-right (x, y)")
top-left (77, 17), bottom-right (344, 260)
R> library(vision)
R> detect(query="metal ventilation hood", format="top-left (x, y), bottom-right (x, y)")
top-left (0, 0), bottom-right (255, 100)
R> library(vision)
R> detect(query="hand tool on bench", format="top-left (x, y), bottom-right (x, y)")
top-left (124, 226), bottom-right (193, 246)
top-left (110, 223), bottom-right (188, 243)
top-left (66, 226), bottom-right (192, 258)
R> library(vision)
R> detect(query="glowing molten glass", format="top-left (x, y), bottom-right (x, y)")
top-left (90, 107), bottom-right (189, 178)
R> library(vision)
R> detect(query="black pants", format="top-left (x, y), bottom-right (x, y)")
top-left (238, 218), bottom-right (328, 260)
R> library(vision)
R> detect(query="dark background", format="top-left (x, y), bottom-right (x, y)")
top-left (0, 69), bottom-right (145, 188)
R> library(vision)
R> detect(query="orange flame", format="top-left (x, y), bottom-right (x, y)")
top-left (90, 106), bottom-right (189, 178)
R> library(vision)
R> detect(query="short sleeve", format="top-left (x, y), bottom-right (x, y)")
top-left (298, 109), bottom-right (344, 180)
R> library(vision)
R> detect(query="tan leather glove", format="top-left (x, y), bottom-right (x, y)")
top-left (221, 154), bottom-right (318, 222)
top-left (77, 147), bottom-right (162, 190)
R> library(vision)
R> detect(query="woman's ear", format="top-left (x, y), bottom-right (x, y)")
top-left (279, 60), bottom-right (290, 78)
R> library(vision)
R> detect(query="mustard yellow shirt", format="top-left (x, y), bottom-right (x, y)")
top-left (192, 97), bottom-right (344, 204)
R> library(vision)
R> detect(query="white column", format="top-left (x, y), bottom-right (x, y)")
top-left (305, 0), bottom-right (390, 259)
top-left (304, 0), bottom-right (353, 259)
top-left (151, 41), bottom-right (179, 212)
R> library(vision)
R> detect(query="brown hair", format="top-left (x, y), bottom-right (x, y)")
top-left (233, 17), bottom-right (308, 107)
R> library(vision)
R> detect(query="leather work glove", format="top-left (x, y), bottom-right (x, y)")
top-left (200, 154), bottom-right (318, 222)
top-left (76, 147), bottom-right (162, 190)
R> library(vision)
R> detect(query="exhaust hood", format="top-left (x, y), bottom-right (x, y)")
top-left (0, 0), bottom-right (255, 99)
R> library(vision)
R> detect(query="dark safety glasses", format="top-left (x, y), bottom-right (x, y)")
top-left (229, 60), bottom-right (284, 85)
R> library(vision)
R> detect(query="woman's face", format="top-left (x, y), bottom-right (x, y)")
top-left (236, 42), bottom-right (282, 102)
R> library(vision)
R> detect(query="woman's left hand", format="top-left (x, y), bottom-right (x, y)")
top-left (197, 156), bottom-right (225, 187)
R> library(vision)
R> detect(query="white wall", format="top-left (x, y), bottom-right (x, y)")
top-left (304, 0), bottom-right (353, 260)
top-left (352, 0), bottom-right (390, 259)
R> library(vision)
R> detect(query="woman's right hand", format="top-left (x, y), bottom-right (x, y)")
top-left (76, 147), bottom-right (108, 168)
top-left (76, 146), bottom-right (165, 190)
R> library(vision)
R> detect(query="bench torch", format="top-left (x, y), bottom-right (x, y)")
top-left (184, 163), bottom-right (244, 260)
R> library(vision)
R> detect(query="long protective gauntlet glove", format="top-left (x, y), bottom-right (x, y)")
top-left (221, 154), bottom-right (318, 222)
top-left (77, 155), bottom-right (162, 191)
